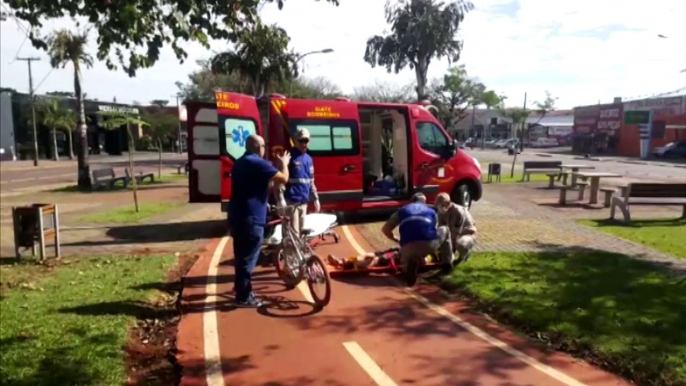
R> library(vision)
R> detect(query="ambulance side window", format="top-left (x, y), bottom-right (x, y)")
top-left (416, 122), bottom-right (449, 153)
top-left (291, 119), bottom-right (360, 157)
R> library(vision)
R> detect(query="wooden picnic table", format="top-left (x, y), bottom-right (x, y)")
top-left (559, 164), bottom-right (595, 186)
top-left (572, 171), bottom-right (623, 204)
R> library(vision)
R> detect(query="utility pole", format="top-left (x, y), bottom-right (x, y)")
top-left (18, 57), bottom-right (40, 166)
top-left (175, 94), bottom-right (183, 154)
top-left (520, 92), bottom-right (527, 152)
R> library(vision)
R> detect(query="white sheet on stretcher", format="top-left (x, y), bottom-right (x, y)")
top-left (266, 213), bottom-right (338, 245)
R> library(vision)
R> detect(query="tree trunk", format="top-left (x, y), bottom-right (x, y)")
top-left (67, 129), bottom-right (75, 160)
top-left (52, 127), bottom-right (59, 161)
top-left (127, 123), bottom-right (139, 212)
top-left (414, 62), bottom-right (429, 101)
top-left (157, 138), bottom-right (162, 179)
top-left (74, 65), bottom-right (91, 189)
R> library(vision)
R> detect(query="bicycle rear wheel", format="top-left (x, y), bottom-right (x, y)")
top-left (274, 249), bottom-right (304, 289)
top-left (306, 254), bottom-right (331, 308)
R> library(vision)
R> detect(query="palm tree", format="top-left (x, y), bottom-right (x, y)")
top-left (40, 99), bottom-right (75, 160)
top-left (210, 22), bottom-right (296, 97)
top-left (47, 29), bottom-right (93, 189)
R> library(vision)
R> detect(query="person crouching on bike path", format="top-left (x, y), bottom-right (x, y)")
top-left (282, 128), bottom-right (320, 237)
top-left (380, 192), bottom-right (453, 286)
top-left (435, 192), bottom-right (477, 265)
top-left (230, 134), bottom-right (290, 308)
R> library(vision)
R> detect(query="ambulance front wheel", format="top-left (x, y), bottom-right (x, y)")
top-left (452, 182), bottom-right (472, 209)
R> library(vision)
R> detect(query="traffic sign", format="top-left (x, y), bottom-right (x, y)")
top-left (624, 110), bottom-right (651, 125)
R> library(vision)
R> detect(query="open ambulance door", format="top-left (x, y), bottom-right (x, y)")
top-left (215, 92), bottom-right (265, 212)
top-left (408, 105), bottom-right (454, 203)
top-left (187, 101), bottom-right (221, 203)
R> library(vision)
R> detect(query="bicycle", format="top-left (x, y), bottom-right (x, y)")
top-left (265, 204), bottom-right (333, 309)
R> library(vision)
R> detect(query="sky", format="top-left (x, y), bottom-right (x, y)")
top-left (1, 0), bottom-right (685, 109)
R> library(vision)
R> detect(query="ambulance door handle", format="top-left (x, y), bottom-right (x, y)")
top-left (223, 172), bottom-right (231, 178)
top-left (417, 162), bottom-right (429, 170)
top-left (342, 164), bottom-right (355, 173)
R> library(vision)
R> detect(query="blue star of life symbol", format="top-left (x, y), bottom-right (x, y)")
top-left (232, 126), bottom-right (249, 147)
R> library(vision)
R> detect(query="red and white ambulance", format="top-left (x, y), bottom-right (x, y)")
top-left (185, 92), bottom-right (482, 212)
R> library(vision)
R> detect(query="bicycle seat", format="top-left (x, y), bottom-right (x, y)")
top-left (302, 228), bottom-right (314, 237)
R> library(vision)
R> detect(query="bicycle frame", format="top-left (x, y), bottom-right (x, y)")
top-left (279, 214), bottom-right (312, 275)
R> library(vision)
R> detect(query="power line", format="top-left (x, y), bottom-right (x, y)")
top-left (33, 68), bottom-right (55, 92)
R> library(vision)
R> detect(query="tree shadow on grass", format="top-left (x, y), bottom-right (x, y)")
top-left (0, 329), bottom-right (122, 386)
top-left (61, 219), bottom-right (226, 248)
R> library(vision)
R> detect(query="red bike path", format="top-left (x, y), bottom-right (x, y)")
top-left (177, 225), bottom-right (631, 386)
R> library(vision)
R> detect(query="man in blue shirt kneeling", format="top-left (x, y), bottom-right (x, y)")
top-left (381, 192), bottom-right (453, 286)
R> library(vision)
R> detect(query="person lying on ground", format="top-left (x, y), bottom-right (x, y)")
top-left (434, 192), bottom-right (477, 264)
top-left (326, 248), bottom-right (400, 270)
top-left (381, 192), bottom-right (453, 286)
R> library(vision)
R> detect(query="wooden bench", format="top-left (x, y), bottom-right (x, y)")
top-left (92, 168), bottom-right (129, 190)
top-left (599, 187), bottom-right (617, 208)
top-left (610, 183), bottom-right (686, 223)
top-left (558, 182), bottom-right (589, 205)
top-left (177, 162), bottom-right (189, 175)
top-left (125, 168), bottom-right (155, 184)
top-left (522, 160), bottom-right (562, 182)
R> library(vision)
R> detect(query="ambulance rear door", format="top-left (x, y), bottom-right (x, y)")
top-left (215, 91), bottom-right (265, 212)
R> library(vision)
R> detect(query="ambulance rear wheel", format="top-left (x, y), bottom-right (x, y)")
top-left (452, 182), bottom-right (472, 208)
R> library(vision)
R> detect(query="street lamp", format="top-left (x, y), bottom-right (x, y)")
top-left (289, 48), bottom-right (334, 97)
top-left (657, 34), bottom-right (686, 72)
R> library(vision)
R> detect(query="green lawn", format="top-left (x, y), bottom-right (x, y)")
top-left (577, 218), bottom-right (686, 259)
top-left (79, 202), bottom-right (184, 224)
top-left (482, 171), bottom-right (551, 184)
top-left (0, 254), bottom-right (175, 386)
top-left (51, 173), bottom-right (188, 193)
top-left (440, 251), bottom-right (686, 386)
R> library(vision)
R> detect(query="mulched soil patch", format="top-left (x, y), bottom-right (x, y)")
top-left (125, 252), bottom-right (199, 386)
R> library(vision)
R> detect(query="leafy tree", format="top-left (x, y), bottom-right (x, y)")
top-left (149, 99), bottom-right (169, 107)
top-left (364, 0), bottom-right (474, 101)
top-left (500, 107), bottom-right (531, 177)
top-left (47, 28), bottom-right (93, 189)
top-left (429, 65), bottom-right (484, 131)
top-left (210, 21), bottom-right (296, 97)
top-left (39, 98), bottom-right (75, 160)
top-left (351, 80), bottom-right (416, 103)
top-left (142, 107), bottom-right (178, 178)
top-left (289, 77), bottom-right (342, 100)
top-left (532, 90), bottom-right (557, 124)
top-left (5, 0), bottom-right (339, 77)
top-left (99, 111), bottom-right (149, 212)
top-left (176, 60), bottom-right (247, 102)
top-left (176, 60), bottom-right (338, 101)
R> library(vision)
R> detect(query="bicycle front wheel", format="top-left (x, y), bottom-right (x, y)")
top-left (274, 249), bottom-right (304, 289)
top-left (306, 254), bottom-right (331, 308)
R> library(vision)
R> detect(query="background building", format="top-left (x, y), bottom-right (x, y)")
top-left (571, 95), bottom-right (685, 157)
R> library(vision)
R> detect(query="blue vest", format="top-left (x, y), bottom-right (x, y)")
top-left (398, 202), bottom-right (438, 246)
top-left (285, 149), bottom-right (314, 204)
